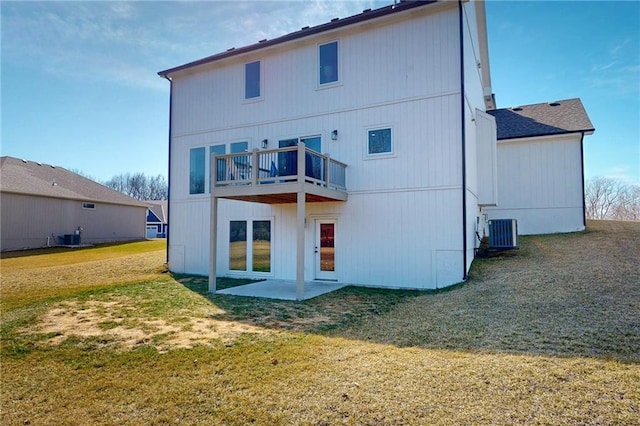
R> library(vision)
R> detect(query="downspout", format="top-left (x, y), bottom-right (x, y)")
top-left (161, 74), bottom-right (173, 263)
top-left (459, 0), bottom-right (468, 280)
top-left (580, 132), bottom-right (586, 228)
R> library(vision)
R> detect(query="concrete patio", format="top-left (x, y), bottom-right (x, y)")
top-left (215, 279), bottom-right (347, 301)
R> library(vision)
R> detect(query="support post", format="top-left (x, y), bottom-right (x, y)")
top-left (325, 154), bottom-right (331, 188)
top-left (296, 190), bottom-right (305, 301)
top-left (296, 141), bottom-right (306, 301)
top-left (251, 148), bottom-right (259, 186)
top-left (297, 141), bottom-right (306, 185)
top-left (209, 154), bottom-right (218, 293)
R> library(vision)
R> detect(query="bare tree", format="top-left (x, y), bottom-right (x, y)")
top-left (585, 177), bottom-right (640, 221)
top-left (69, 168), bottom-right (98, 182)
top-left (612, 184), bottom-right (640, 221)
top-left (148, 174), bottom-right (168, 200)
top-left (104, 173), bottom-right (168, 200)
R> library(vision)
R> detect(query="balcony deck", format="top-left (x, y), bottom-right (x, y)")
top-left (211, 143), bottom-right (347, 204)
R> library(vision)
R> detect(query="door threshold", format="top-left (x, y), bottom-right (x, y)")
top-left (313, 278), bottom-right (339, 282)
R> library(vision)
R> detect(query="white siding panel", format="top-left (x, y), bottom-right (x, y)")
top-left (170, 7), bottom-right (460, 138)
top-left (476, 109), bottom-right (498, 205)
top-left (485, 135), bottom-right (585, 235)
top-left (169, 188), bottom-right (466, 288)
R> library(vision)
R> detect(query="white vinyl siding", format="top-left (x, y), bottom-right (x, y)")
top-left (169, 6), bottom-right (459, 136)
top-left (484, 134), bottom-right (585, 235)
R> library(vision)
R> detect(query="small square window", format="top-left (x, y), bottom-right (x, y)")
top-left (244, 61), bottom-right (261, 99)
top-left (319, 41), bottom-right (338, 85)
top-left (368, 128), bottom-right (393, 155)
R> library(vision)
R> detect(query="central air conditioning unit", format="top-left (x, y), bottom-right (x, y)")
top-left (488, 219), bottom-right (518, 249)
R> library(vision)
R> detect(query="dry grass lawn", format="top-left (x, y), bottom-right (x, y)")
top-left (1, 221), bottom-right (639, 425)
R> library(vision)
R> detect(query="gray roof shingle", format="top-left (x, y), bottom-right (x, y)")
top-left (146, 201), bottom-right (168, 223)
top-left (487, 98), bottom-right (595, 140)
top-left (0, 156), bottom-right (148, 207)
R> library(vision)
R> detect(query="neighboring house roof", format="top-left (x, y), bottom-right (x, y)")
top-left (158, 0), bottom-right (437, 77)
top-left (0, 156), bottom-right (149, 208)
top-left (146, 201), bottom-right (168, 223)
top-left (487, 98), bottom-right (595, 140)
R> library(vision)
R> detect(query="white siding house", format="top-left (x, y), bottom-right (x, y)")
top-left (485, 99), bottom-right (594, 235)
top-left (158, 0), bottom-right (593, 297)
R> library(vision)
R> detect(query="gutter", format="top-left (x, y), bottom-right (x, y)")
top-left (161, 75), bottom-right (173, 263)
top-left (459, 0), bottom-right (468, 281)
top-left (495, 128), bottom-right (595, 141)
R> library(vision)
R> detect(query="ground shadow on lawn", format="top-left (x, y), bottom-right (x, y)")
top-left (175, 274), bottom-right (424, 335)
top-left (175, 221), bottom-right (640, 364)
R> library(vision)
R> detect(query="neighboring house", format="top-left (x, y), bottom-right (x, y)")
top-left (485, 99), bottom-right (594, 235)
top-left (158, 0), bottom-right (593, 296)
top-left (0, 156), bottom-right (148, 251)
top-left (146, 201), bottom-right (168, 238)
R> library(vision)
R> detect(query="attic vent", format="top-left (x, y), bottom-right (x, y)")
top-left (21, 159), bottom-right (28, 163)
top-left (363, 8), bottom-right (371, 13)
top-left (258, 39), bottom-right (267, 43)
top-left (37, 162), bottom-right (42, 166)
top-left (548, 102), bottom-right (561, 106)
top-left (50, 165), bottom-right (56, 168)
top-left (301, 26), bottom-right (309, 30)
top-left (331, 17), bottom-right (339, 22)
top-left (226, 47), bottom-right (235, 51)
top-left (488, 219), bottom-right (518, 249)
top-left (512, 107), bottom-right (523, 111)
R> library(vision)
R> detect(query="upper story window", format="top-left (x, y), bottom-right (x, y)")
top-left (189, 147), bottom-right (205, 194)
top-left (244, 60), bottom-right (261, 100)
top-left (319, 41), bottom-right (338, 85)
top-left (231, 141), bottom-right (248, 153)
top-left (367, 127), bottom-right (393, 156)
top-left (82, 202), bottom-right (95, 209)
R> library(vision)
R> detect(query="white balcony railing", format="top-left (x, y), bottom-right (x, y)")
top-left (212, 143), bottom-right (347, 192)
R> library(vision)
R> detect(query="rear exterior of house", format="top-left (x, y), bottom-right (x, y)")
top-left (160, 0), bottom-right (496, 293)
top-left (0, 157), bottom-right (148, 251)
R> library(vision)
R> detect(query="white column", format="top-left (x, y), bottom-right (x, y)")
top-left (209, 154), bottom-right (218, 293)
top-left (296, 191), bottom-right (305, 301)
top-left (296, 141), bottom-right (306, 300)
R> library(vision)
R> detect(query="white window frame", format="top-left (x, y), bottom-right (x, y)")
top-left (364, 125), bottom-right (395, 159)
top-left (227, 217), bottom-right (274, 276)
top-left (189, 146), bottom-right (207, 196)
top-left (317, 40), bottom-right (340, 89)
top-left (243, 59), bottom-right (263, 102)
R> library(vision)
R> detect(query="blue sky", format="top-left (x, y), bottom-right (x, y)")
top-left (2, 1), bottom-right (639, 184)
